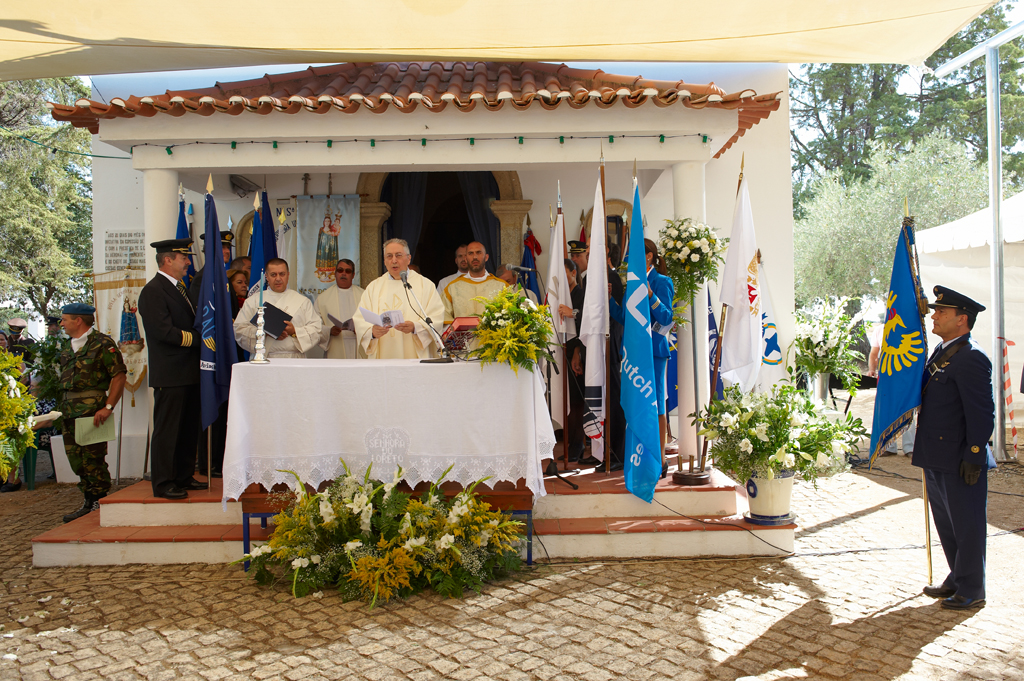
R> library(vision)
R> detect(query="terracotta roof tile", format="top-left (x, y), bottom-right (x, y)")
top-left (49, 62), bottom-right (781, 158)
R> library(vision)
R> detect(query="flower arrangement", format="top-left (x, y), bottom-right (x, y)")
top-left (658, 218), bottom-right (728, 325)
top-left (471, 286), bottom-right (555, 374)
top-left (793, 297), bottom-right (867, 392)
top-left (28, 335), bottom-right (68, 430)
top-left (0, 351), bottom-right (37, 480)
top-left (693, 384), bottom-right (866, 485)
top-left (238, 462), bottom-right (524, 606)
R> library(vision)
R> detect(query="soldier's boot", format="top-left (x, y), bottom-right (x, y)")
top-left (62, 496), bottom-right (99, 523)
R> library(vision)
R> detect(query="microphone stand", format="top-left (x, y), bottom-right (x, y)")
top-left (400, 271), bottom-right (454, 364)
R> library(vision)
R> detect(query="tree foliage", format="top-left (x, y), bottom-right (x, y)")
top-left (0, 78), bottom-right (92, 320)
top-left (794, 134), bottom-right (991, 305)
top-left (790, 1), bottom-right (1024, 217)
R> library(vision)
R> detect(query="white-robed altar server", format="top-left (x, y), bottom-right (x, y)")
top-left (235, 258), bottom-right (322, 359)
top-left (314, 258), bottom-right (366, 359)
top-left (353, 238), bottom-right (444, 359)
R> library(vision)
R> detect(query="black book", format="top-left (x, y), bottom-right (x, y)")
top-left (250, 302), bottom-right (292, 338)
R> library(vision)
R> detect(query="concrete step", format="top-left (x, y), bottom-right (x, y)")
top-left (99, 478), bottom-right (241, 527)
top-left (32, 511), bottom-right (272, 567)
top-left (536, 466), bottom-right (739, 519)
top-left (532, 513), bottom-right (794, 559)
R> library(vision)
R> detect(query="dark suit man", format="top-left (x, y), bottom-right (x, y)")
top-left (914, 285), bottom-right (995, 610)
top-left (138, 238), bottom-right (205, 500)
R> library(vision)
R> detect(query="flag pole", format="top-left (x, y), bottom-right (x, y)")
top-left (905, 197), bottom-right (933, 586)
top-left (600, 144), bottom-right (612, 474)
top-left (697, 157), bottom-right (744, 476)
top-left (558, 187), bottom-right (570, 469)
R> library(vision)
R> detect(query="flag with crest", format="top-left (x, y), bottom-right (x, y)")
top-left (869, 218), bottom-right (928, 466)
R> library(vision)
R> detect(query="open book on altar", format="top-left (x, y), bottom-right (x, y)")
top-left (441, 317), bottom-right (478, 352)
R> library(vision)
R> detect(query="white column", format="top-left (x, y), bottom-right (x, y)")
top-left (142, 169), bottom-right (180, 280)
top-left (671, 162), bottom-right (710, 462)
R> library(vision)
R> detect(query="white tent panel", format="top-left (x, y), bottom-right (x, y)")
top-left (919, 243), bottom-right (1024, 429)
top-left (917, 191), bottom-right (1024, 253)
top-left (0, 0), bottom-right (994, 80)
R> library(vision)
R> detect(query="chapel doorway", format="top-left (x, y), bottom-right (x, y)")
top-left (415, 173), bottom-right (474, 284)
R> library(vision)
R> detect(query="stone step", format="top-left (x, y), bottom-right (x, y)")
top-left (532, 513), bottom-right (794, 559)
top-left (536, 466), bottom-right (739, 519)
top-left (32, 511), bottom-right (272, 567)
top-left (99, 478), bottom-right (241, 527)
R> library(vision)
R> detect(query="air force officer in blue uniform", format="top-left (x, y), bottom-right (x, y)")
top-left (914, 286), bottom-right (995, 611)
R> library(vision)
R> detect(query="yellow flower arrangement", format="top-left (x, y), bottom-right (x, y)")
top-left (237, 462), bottom-right (524, 606)
top-left (0, 350), bottom-right (36, 480)
top-left (470, 287), bottom-right (555, 374)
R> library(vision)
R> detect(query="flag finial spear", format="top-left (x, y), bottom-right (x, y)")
top-left (737, 153), bottom-right (745, 194)
top-left (206, 174), bottom-right (214, 194)
top-left (253, 192), bottom-right (260, 210)
top-left (632, 158), bottom-right (637, 181)
top-left (600, 140), bottom-right (605, 165)
top-left (557, 180), bottom-right (562, 209)
top-left (549, 204), bottom-right (554, 228)
top-left (178, 182), bottom-right (183, 197)
top-left (904, 196), bottom-right (910, 218)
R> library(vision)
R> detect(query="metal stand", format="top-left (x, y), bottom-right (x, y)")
top-left (249, 306), bottom-right (270, 364)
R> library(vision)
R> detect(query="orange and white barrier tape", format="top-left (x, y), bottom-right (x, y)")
top-left (999, 337), bottom-right (1018, 454)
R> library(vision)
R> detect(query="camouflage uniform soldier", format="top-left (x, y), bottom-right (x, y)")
top-left (58, 303), bottom-right (127, 523)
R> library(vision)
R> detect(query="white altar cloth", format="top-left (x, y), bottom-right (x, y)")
top-left (222, 359), bottom-right (554, 504)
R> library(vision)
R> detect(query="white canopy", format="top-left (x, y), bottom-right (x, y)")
top-left (917, 191), bottom-right (1024, 253)
top-left (0, 0), bottom-right (994, 81)
top-left (917, 194), bottom-right (1024, 430)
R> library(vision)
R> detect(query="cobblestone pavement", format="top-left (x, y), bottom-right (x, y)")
top-left (2, 453), bottom-right (1023, 680)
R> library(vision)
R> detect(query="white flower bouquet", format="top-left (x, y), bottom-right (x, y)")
top-left (793, 297), bottom-right (867, 392)
top-left (658, 218), bottom-right (728, 325)
top-left (693, 384), bottom-right (866, 485)
top-left (236, 461), bottom-right (524, 607)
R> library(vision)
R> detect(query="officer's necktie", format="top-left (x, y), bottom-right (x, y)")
top-left (176, 281), bottom-right (188, 300)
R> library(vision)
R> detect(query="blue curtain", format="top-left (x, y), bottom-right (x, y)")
top-left (386, 173), bottom-right (429, 259)
top-left (457, 171), bottom-right (501, 272)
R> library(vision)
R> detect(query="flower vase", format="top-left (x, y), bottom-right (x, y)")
top-left (810, 372), bottom-right (830, 405)
top-left (744, 471), bottom-right (796, 526)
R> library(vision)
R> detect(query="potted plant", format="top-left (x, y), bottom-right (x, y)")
top-left (657, 218), bottom-right (728, 326)
top-left (793, 297), bottom-right (866, 401)
top-left (693, 384), bottom-right (866, 524)
top-left (0, 350), bottom-right (37, 481)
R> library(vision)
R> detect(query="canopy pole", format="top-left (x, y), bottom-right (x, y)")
top-left (986, 46), bottom-right (1008, 462)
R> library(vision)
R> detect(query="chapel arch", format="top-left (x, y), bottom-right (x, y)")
top-left (355, 171), bottom-right (530, 287)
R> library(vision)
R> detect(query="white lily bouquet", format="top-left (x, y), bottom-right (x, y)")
top-left (236, 461), bottom-right (524, 607)
top-left (793, 297), bottom-right (866, 392)
top-left (658, 218), bottom-right (728, 325)
top-left (693, 385), bottom-right (866, 485)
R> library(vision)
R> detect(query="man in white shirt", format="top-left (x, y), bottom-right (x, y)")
top-left (436, 244), bottom-right (469, 297)
top-left (235, 258), bottom-right (322, 358)
top-left (354, 239), bottom-right (444, 359)
top-left (314, 258), bottom-right (366, 359)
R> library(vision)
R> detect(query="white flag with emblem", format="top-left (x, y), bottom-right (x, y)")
top-left (581, 173), bottom-right (608, 462)
top-left (719, 177), bottom-right (762, 392)
top-left (755, 262), bottom-right (789, 391)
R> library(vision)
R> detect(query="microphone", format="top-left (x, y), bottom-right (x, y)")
top-left (509, 266), bottom-right (535, 273)
top-left (400, 270), bottom-right (410, 288)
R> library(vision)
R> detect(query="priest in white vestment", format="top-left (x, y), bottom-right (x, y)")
top-left (314, 258), bottom-right (366, 359)
top-left (353, 238), bottom-right (444, 359)
top-left (235, 258), bottom-right (322, 359)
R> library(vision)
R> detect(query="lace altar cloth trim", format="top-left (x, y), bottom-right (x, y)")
top-left (222, 445), bottom-right (553, 507)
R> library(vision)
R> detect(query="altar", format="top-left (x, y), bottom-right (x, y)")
top-left (221, 359), bottom-right (554, 505)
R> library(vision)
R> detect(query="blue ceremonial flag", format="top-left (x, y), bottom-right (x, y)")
top-left (195, 193), bottom-right (239, 431)
top-left (176, 199), bottom-right (196, 288)
top-left (519, 241), bottom-right (541, 301)
top-left (620, 182), bottom-right (662, 502)
top-left (708, 291), bottom-right (725, 399)
top-left (869, 220), bottom-right (928, 466)
top-left (248, 190), bottom-right (278, 297)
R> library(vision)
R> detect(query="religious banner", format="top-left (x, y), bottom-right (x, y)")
top-left (295, 195), bottom-right (360, 303)
top-left (93, 269), bottom-right (148, 406)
